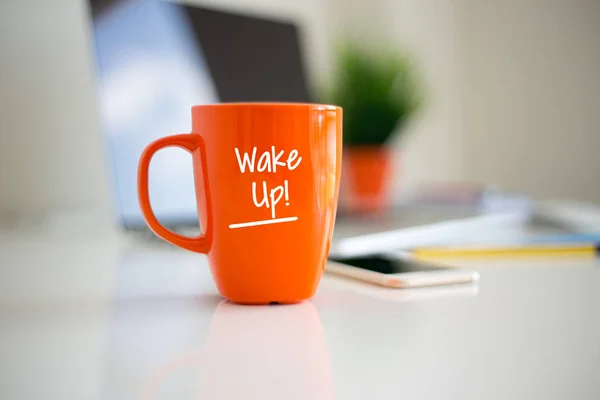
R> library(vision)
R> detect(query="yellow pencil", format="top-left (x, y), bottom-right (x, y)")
top-left (412, 244), bottom-right (599, 259)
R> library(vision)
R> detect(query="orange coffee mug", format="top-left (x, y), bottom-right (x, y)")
top-left (138, 103), bottom-right (342, 304)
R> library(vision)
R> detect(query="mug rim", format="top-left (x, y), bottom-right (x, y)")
top-left (192, 102), bottom-right (341, 111)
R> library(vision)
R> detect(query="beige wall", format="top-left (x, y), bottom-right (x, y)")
top-left (1, 0), bottom-right (598, 218)
top-left (457, 0), bottom-right (600, 202)
top-left (0, 0), bottom-right (111, 216)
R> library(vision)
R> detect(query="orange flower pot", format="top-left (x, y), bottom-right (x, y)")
top-left (342, 146), bottom-right (393, 213)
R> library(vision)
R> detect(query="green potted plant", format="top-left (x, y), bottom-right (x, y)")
top-left (327, 42), bottom-right (424, 213)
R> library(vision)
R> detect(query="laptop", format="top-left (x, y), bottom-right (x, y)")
top-left (87, 0), bottom-right (312, 234)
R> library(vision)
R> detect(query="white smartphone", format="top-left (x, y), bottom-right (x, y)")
top-left (326, 252), bottom-right (479, 288)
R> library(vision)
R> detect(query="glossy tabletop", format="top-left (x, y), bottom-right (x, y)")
top-left (1, 227), bottom-right (599, 400)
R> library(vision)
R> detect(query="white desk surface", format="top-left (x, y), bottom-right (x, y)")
top-left (1, 226), bottom-right (599, 400)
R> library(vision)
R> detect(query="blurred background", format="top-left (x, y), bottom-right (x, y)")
top-left (2, 3), bottom-right (600, 399)
top-left (1, 0), bottom-right (599, 226)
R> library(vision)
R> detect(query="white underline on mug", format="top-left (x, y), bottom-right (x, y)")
top-left (229, 216), bottom-right (298, 229)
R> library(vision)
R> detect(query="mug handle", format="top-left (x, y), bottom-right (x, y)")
top-left (137, 133), bottom-right (210, 253)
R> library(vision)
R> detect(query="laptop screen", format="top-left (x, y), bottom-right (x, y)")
top-left (88, 0), bottom-right (311, 229)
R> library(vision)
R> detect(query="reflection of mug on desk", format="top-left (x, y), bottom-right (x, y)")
top-left (142, 301), bottom-right (333, 400)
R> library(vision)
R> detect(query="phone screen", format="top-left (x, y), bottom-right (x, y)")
top-left (329, 254), bottom-right (451, 274)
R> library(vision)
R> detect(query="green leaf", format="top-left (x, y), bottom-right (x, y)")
top-left (325, 42), bottom-right (425, 146)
